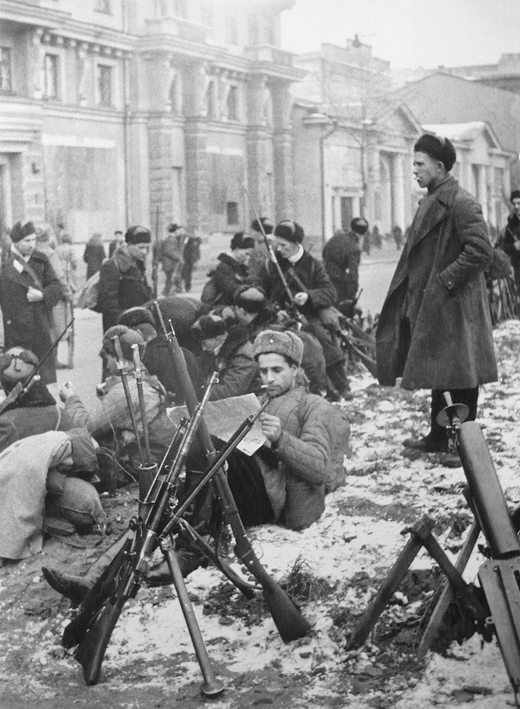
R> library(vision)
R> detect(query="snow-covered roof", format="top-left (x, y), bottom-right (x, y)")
top-left (422, 121), bottom-right (502, 148)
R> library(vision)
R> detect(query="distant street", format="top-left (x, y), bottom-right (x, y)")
top-left (57, 243), bottom-right (399, 405)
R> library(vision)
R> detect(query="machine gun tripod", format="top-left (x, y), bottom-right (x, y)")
top-left (347, 392), bottom-right (520, 706)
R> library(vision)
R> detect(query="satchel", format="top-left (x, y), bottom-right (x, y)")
top-left (75, 270), bottom-right (100, 310)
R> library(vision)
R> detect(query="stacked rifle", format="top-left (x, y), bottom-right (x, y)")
top-left (60, 301), bottom-right (311, 692)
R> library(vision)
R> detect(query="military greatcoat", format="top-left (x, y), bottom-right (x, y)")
top-left (376, 175), bottom-right (497, 390)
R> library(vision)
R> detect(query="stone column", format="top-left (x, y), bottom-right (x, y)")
top-left (29, 28), bottom-right (45, 99)
top-left (246, 75), bottom-right (271, 219)
top-left (183, 62), bottom-right (209, 234)
top-left (271, 83), bottom-right (294, 220)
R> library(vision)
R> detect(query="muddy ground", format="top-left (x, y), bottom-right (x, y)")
top-left (1, 322), bottom-right (520, 709)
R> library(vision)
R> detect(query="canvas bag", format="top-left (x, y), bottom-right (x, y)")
top-left (75, 270), bottom-right (100, 310)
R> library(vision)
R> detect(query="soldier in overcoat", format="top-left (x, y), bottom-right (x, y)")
top-left (0, 221), bottom-right (61, 384)
top-left (376, 134), bottom-right (497, 461)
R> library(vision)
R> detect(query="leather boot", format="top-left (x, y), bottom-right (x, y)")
top-left (42, 531), bottom-right (130, 603)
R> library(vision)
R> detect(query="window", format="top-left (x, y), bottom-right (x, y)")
top-left (226, 85), bottom-right (239, 121)
top-left (226, 15), bottom-right (238, 44)
top-left (44, 53), bottom-right (59, 99)
top-left (97, 64), bottom-right (113, 106)
top-left (95, 0), bottom-right (111, 13)
top-left (267, 16), bottom-right (276, 46)
top-left (226, 201), bottom-right (239, 226)
top-left (205, 80), bottom-right (216, 118)
top-left (0, 47), bottom-right (12, 92)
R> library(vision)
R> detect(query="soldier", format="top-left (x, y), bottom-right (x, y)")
top-left (322, 219), bottom-right (366, 317)
top-left (502, 189), bottom-right (520, 295)
top-left (376, 134), bottom-right (497, 467)
top-left (252, 220), bottom-right (350, 399)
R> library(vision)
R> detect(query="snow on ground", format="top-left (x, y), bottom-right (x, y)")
top-left (2, 321), bottom-right (520, 708)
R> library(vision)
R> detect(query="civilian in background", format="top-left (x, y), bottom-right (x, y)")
top-left (0, 221), bottom-right (61, 384)
top-left (83, 233), bottom-right (106, 280)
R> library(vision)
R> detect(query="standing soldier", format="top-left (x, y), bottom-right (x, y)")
top-left (322, 218), bottom-right (366, 317)
top-left (181, 234), bottom-right (201, 292)
top-left (376, 134), bottom-right (497, 466)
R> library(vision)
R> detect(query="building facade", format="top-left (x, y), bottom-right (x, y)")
top-left (0, 0), bottom-right (303, 243)
top-left (291, 40), bottom-right (422, 244)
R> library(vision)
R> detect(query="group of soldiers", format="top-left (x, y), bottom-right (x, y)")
top-left (0, 132), bottom-right (504, 635)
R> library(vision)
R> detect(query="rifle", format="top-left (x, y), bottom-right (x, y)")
top-left (285, 264), bottom-right (377, 377)
top-left (151, 300), bottom-right (312, 643)
top-left (73, 372), bottom-right (221, 690)
top-left (131, 342), bottom-right (156, 505)
top-left (152, 205), bottom-right (160, 299)
top-left (0, 317), bottom-right (75, 416)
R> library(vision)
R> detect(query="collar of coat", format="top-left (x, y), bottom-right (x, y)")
top-left (112, 245), bottom-right (143, 273)
top-left (410, 174), bottom-right (460, 249)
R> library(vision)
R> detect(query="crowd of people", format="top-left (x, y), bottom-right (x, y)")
top-left (0, 133), bottom-right (507, 612)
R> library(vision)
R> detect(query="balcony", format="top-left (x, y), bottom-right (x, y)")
top-left (245, 45), bottom-right (294, 68)
top-left (245, 45), bottom-right (305, 82)
top-left (145, 16), bottom-right (208, 44)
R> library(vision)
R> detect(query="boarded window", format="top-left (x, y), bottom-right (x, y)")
top-left (97, 64), bottom-right (113, 106)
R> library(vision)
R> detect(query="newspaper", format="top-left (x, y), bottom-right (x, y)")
top-left (167, 393), bottom-right (266, 456)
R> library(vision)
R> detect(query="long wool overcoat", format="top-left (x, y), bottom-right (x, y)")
top-left (376, 176), bottom-right (497, 390)
top-left (0, 250), bottom-right (61, 384)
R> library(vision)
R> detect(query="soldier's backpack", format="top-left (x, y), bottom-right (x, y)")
top-left (75, 271), bottom-right (101, 311)
top-left (200, 271), bottom-right (223, 306)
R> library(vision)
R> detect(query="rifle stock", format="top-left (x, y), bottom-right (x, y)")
top-left (151, 301), bottom-right (312, 642)
top-left (69, 375), bottom-right (216, 684)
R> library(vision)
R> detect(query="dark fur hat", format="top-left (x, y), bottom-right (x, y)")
top-left (125, 226), bottom-right (151, 245)
top-left (350, 218), bottom-right (369, 235)
top-left (273, 220), bottom-right (305, 244)
top-left (230, 232), bottom-right (255, 250)
top-left (251, 217), bottom-right (274, 235)
top-left (192, 314), bottom-right (228, 340)
top-left (414, 134), bottom-right (457, 172)
top-left (10, 221), bottom-right (36, 243)
top-left (510, 190), bottom-right (520, 202)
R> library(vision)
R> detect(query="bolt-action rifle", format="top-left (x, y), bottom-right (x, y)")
top-left (242, 186), bottom-right (302, 323)
top-left (151, 300), bottom-right (313, 643)
top-left (71, 372), bottom-right (220, 688)
top-left (0, 317), bottom-right (75, 416)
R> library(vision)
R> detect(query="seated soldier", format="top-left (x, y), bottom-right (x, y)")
top-left (252, 220), bottom-right (350, 400)
top-left (192, 314), bottom-right (258, 401)
top-left (225, 329), bottom-right (333, 530)
top-left (0, 347), bottom-right (77, 454)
